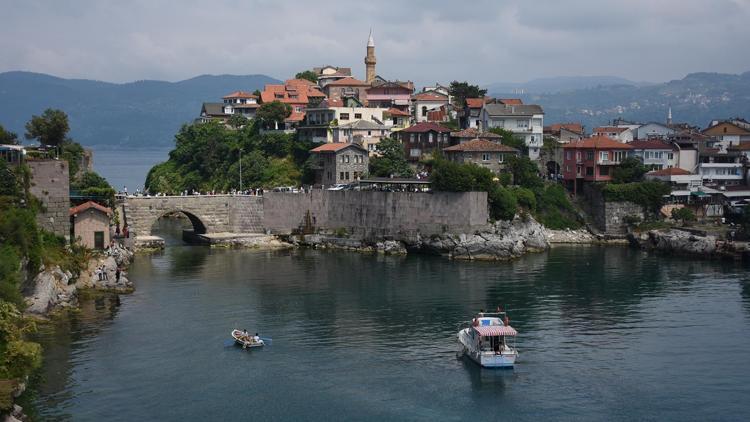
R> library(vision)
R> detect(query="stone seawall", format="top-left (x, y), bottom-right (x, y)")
top-left (581, 183), bottom-right (643, 235)
top-left (263, 190), bottom-right (489, 240)
top-left (28, 159), bottom-right (70, 240)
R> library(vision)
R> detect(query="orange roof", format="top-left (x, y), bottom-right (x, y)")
top-left (443, 138), bottom-right (519, 153)
top-left (547, 123), bottom-right (583, 134)
top-left (562, 135), bottom-right (634, 149)
top-left (647, 167), bottom-right (692, 176)
top-left (223, 91), bottom-right (257, 99)
top-left (413, 91), bottom-right (448, 101)
top-left (385, 107), bottom-right (410, 116)
top-left (285, 111), bottom-right (306, 122)
top-left (70, 201), bottom-right (112, 216)
top-left (465, 98), bottom-right (485, 108)
top-left (497, 98), bottom-right (523, 105)
top-left (285, 78), bottom-right (316, 87)
top-left (260, 80), bottom-right (321, 105)
top-left (326, 77), bottom-right (370, 87)
top-left (310, 143), bottom-right (365, 153)
top-left (594, 126), bottom-right (629, 134)
top-left (629, 140), bottom-right (672, 150)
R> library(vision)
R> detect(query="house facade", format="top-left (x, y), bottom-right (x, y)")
top-left (636, 122), bottom-right (675, 140)
top-left (396, 122), bottom-right (453, 162)
top-left (323, 77), bottom-right (371, 104)
top-left (702, 121), bottom-right (750, 149)
top-left (69, 201), bottom-right (111, 250)
top-left (331, 120), bottom-right (390, 156)
top-left (313, 66), bottom-right (352, 88)
top-left (412, 91), bottom-right (449, 123)
top-left (366, 79), bottom-right (413, 110)
top-left (299, 98), bottom-right (388, 143)
top-left (310, 143), bottom-right (369, 185)
top-left (593, 126), bottom-right (634, 143)
top-left (698, 148), bottom-right (745, 186)
top-left (481, 104), bottom-right (545, 160)
top-left (461, 98), bottom-right (487, 129)
top-left (443, 139), bottom-right (520, 174)
top-left (628, 140), bottom-right (677, 170)
top-left (545, 123), bottom-right (584, 144)
top-left (562, 136), bottom-right (634, 184)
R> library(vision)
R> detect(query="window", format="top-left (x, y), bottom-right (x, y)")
top-left (327, 171), bottom-right (332, 181)
top-left (586, 167), bottom-right (594, 176)
top-left (576, 152), bottom-right (582, 161)
top-left (368, 131), bottom-right (372, 136)
top-left (599, 166), bottom-right (610, 176)
top-left (482, 153), bottom-right (491, 161)
top-left (566, 151), bottom-right (573, 160)
top-left (516, 120), bottom-right (529, 128)
top-left (499, 154), bottom-right (505, 163)
top-left (422, 106), bottom-right (428, 117)
top-left (586, 151), bottom-right (594, 161)
top-left (429, 133), bottom-right (433, 143)
top-left (344, 155), bottom-right (350, 163)
top-left (613, 151), bottom-right (625, 162)
top-left (339, 172), bottom-right (344, 180)
top-left (94, 231), bottom-right (104, 249)
top-left (353, 171), bottom-right (359, 180)
top-left (354, 113), bottom-right (362, 119)
top-left (599, 151), bottom-right (609, 161)
top-left (410, 134), bottom-right (415, 143)
top-left (410, 148), bottom-right (421, 157)
top-left (345, 172), bottom-right (350, 180)
top-left (340, 113), bottom-right (350, 120)
top-left (668, 153), bottom-right (674, 160)
top-left (368, 144), bottom-right (375, 151)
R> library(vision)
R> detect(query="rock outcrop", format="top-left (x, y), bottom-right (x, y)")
top-left (24, 266), bottom-right (77, 314)
top-left (629, 228), bottom-right (749, 259)
top-left (546, 228), bottom-right (597, 244)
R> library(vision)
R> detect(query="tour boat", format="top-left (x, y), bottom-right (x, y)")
top-left (231, 329), bottom-right (265, 349)
top-left (457, 312), bottom-right (518, 368)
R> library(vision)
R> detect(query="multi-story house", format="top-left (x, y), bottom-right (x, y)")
top-left (644, 167), bottom-right (703, 192)
top-left (412, 91), bottom-right (449, 123)
top-left (443, 139), bottom-right (520, 174)
top-left (366, 78), bottom-right (413, 111)
top-left (702, 120), bottom-right (750, 149)
top-left (636, 122), bottom-right (675, 140)
top-left (481, 104), bottom-right (545, 160)
top-left (697, 147), bottom-right (745, 187)
top-left (259, 79), bottom-right (326, 129)
top-left (383, 108), bottom-right (410, 131)
top-left (313, 66), bottom-right (352, 88)
top-left (449, 128), bottom-right (502, 145)
top-left (628, 140), bottom-right (677, 170)
top-left (323, 77), bottom-right (370, 104)
top-left (562, 136), bottom-right (634, 190)
top-left (299, 98), bottom-right (388, 143)
top-left (461, 98), bottom-right (487, 129)
top-left (310, 143), bottom-right (369, 185)
top-left (331, 120), bottom-right (390, 156)
top-left (396, 122), bottom-right (453, 162)
top-left (221, 91), bottom-right (260, 119)
top-left (593, 126), bottom-right (634, 143)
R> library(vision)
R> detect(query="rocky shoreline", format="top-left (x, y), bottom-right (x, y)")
top-left (628, 228), bottom-right (750, 260)
top-left (24, 244), bottom-right (135, 317)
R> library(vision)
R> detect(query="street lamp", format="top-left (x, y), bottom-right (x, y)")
top-left (239, 148), bottom-right (243, 193)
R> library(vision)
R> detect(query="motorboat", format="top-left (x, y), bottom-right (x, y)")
top-left (457, 311), bottom-right (518, 368)
top-left (231, 329), bottom-right (265, 349)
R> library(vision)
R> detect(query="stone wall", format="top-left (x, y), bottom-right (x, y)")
top-left (581, 183), bottom-right (643, 234)
top-left (28, 159), bottom-right (70, 239)
top-left (263, 190), bottom-right (489, 240)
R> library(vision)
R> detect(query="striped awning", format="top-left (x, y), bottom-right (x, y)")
top-left (474, 325), bottom-right (517, 336)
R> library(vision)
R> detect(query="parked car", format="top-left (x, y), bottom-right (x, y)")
top-left (327, 184), bottom-right (347, 191)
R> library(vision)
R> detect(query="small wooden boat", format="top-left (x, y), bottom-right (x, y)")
top-left (231, 329), bottom-right (265, 349)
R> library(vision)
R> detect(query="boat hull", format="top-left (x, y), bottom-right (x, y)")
top-left (231, 330), bottom-right (264, 349)
top-left (458, 328), bottom-right (517, 368)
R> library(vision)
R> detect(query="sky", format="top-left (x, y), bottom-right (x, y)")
top-left (2, 0), bottom-right (750, 86)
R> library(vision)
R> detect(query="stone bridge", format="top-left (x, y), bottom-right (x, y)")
top-left (122, 195), bottom-right (264, 238)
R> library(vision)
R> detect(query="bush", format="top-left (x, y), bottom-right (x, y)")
top-left (671, 207), bottom-right (696, 224)
top-left (488, 186), bottom-right (517, 221)
top-left (601, 181), bottom-right (670, 212)
top-left (512, 187), bottom-right (536, 211)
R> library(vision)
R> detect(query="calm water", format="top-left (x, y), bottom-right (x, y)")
top-left (31, 234), bottom-right (750, 420)
top-left (91, 147), bottom-right (170, 193)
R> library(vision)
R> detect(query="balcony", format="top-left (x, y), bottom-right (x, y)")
top-left (597, 159), bottom-right (621, 165)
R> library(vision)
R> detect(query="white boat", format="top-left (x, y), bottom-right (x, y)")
top-left (457, 312), bottom-right (518, 368)
top-left (231, 329), bottom-right (265, 349)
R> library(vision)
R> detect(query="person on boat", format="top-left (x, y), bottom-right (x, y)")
top-left (253, 333), bottom-right (260, 343)
top-left (241, 329), bottom-right (250, 341)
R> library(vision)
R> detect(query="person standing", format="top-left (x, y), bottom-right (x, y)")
top-left (115, 267), bottom-right (121, 282)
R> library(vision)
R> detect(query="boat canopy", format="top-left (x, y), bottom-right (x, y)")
top-left (474, 325), bottom-right (517, 336)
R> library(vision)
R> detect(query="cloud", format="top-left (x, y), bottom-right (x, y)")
top-left (0, 0), bottom-right (748, 85)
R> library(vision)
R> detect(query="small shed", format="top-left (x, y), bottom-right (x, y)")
top-left (70, 201), bottom-right (112, 249)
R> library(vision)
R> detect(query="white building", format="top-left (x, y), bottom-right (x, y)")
top-left (636, 122), bottom-right (675, 140)
top-left (593, 126), bottom-right (634, 143)
top-left (481, 103), bottom-right (545, 160)
top-left (412, 91), bottom-right (449, 123)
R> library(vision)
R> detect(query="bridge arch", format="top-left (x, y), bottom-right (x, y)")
top-left (151, 210), bottom-right (208, 235)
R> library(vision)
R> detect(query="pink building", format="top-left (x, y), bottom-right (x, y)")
top-left (562, 136), bottom-right (633, 191)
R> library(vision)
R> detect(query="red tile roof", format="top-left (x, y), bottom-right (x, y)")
top-left (69, 201), bottom-right (112, 216)
top-left (223, 91), bottom-right (258, 99)
top-left (647, 167), bottom-right (692, 176)
top-left (562, 135), bottom-right (634, 149)
top-left (629, 140), bottom-right (673, 150)
top-left (401, 122), bottom-right (452, 133)
top-left (325, 77), bottom-right (370, 87)
top-left (412, 91), bottom-right (448, 101)
top-left (497, 98), bottom-right (523, 105)
top-left (310, 143), bottom-right (365, 153)
top-left (594, 126), bottom-right (629, 134)
top-left (385, 107), bottom-right (410, 116)
top-left (465, 98), bottom-right (485, 108)
top-left (443, 139), bottom-right (519, 153)
top-left (547, 123), bottom-right (583, 134)
top-left (285, 111), bottom-right (306, 122)
top-left (260, 79), bottom-right (324, 105)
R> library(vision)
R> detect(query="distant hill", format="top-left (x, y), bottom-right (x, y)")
top-left (488, 71), bottom-right (750, 131)
top-left (0, 71), bottom-right (280, 148)
top-left (485, 75), bottom-right (645, 95)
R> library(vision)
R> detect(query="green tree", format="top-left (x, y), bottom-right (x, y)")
top-left (24, 109), bottom-right (70, 150)
top-left (506, 155), bottom-right (543, 189)
top-left (256, 101), bottom-right (292, 129)
top-left (671, 207), bottom-right (696, 224)
top-left (612, 157), bottom-right (648, 183)
top-left (488, 128), bottom-right (526, 152)
top-left (227, 114), bottom-right (248, 129)
top-left (369, 137), bottom-right (413, 177)
top-left (448, 81), bottom-right (487, 108)
top-left (295, 70), bottom-right (318, 83)
top-left (0, 125), bottom-right (18, 145)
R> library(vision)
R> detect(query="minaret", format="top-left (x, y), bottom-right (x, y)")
top-left (364, 29), bottom-right (376, 84)
top-left (667, 106), bottom-right (673, 126)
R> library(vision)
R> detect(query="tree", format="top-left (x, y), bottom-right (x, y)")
top-left (295, 70), bottom-right (318, 83)
top-left (671, 207), bottom-right (696, 224)
top-left (612, 157), bottom-right (648, 183)
top-left (256, 101), bottom-right (292, 129)
top-left (368, 137), bottom-right (413, 177)
top-left (488, 128), bottom-right (526, 152)
top-left (448, 81), bottom-right (487, 108)
top-left (228, 114), bottom-right (248, 129)
top-left (24, 109), bottom-right (70, 149)
top-left (506, 155), bottom-right (543, 189)
top-left (0, 124), bottom-right (18, 145)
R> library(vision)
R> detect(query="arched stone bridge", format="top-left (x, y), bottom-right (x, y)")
top-left (123, 195), bottom-right (264, 237)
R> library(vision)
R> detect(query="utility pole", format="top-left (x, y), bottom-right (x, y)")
top-left (239, 148), bottom-right (243, 193)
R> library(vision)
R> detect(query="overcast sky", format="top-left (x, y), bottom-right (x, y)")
top-left (2, 0), bottom-right (749, 86)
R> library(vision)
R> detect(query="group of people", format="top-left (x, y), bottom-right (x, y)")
top-left (240, 329), bottom-right (261, 344)
top-left (94, 264), bottom-right (123, 282)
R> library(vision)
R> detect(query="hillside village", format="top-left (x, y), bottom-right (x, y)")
top-left (191, 31), bottom-right (750, 229)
